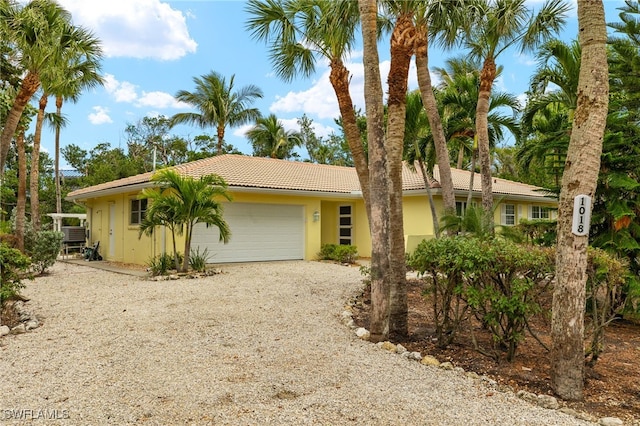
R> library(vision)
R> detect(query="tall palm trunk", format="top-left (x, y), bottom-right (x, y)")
top-left (359, 0), bottom-right (390, 342)
top-left (467, 141), bottom-right (478, 207)
top-left (55, 95), bottom-right (63, 214)
top-left (414, 22), bottom-right (456, 216)
top-left (476, 57), bottom-right (497, 229)
top-left (216, 125), bottom-right (225, 155)
top-left (418, 158), bottom-right (440, 238)
top-left (16, 127), bottom-right (27, 252)
top-left (329, 59), bottom-right (372, 223)
top-left (386, 12), bottom-right (414, 338)
top-left (30, 93), bottom-right (48, 231)
top-left (551, 0), bottom-right (608, 401)
top-left (0, 71), bottom-right (40, 172)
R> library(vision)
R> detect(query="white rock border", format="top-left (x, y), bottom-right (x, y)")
top-left (341, 293), bottom-right (629, 426)
top-left (0, 299), bottom-right (41, 338)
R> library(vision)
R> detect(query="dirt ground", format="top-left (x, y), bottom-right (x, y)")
top-left (351, 278), bottom-right (640, 423)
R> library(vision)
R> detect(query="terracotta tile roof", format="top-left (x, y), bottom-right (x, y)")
top-left (66, 154), bottom-right (553, 200)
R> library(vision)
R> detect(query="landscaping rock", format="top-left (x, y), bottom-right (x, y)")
top-left (420, 355), bottom-right (440, 367)
top-left (599, 417), bottom-right (623, 426)
top-left (0, 326), bottom-right (9, 336)
top-left (355, 327), bottom-right (370, 341)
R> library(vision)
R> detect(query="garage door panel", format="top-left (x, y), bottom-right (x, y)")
top-left (191, 203), bottom-right (304, 263)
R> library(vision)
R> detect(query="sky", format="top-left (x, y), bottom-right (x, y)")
top-left (27, 0), bottom-right (628, 168)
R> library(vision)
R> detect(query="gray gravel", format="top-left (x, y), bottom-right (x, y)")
top-left (0, 261), bottom-right (595, 425)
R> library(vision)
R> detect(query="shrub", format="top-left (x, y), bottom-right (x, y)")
top-left (318, 244), bottom-right (358, 264)
top-left (408, 236), bottom-right (478, 347)
top-left (409, 236), bottom-right (554, 360)
top-left (147, 252), bottom-right (175, 276)
top-left (25, 230), bottom-right (64, 274)
top-left (0, 243), bottom-right (32, 304)
top-left (517, 219), bottom-right (557, 246)
top-left (189, 247), bottom-right (212, 272)
top-left (585, 247), bottom-right (630, 366)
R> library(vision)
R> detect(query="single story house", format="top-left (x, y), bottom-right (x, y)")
top-left (66, 154), bottom-right (557, 266)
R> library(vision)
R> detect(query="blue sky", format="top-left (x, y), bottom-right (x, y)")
top-left (34, 0), bottom-right (627, 168)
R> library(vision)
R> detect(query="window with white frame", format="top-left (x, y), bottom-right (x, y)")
top-left (130, 198), bottom-right (147, 225)
top-left (530, 205), bottom-right (550, 220)
top-left (501, 204), bottom-right (516, 226)
top-left (456, 201), bottom-right (467, 217)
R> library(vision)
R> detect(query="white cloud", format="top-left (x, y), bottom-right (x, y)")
top-left (58, 0), bottom-right (197, 60)
top-left (268, 54), bottom-right (422, 123)
top-left (137, 91), bottom-right (188, 109)
top-left (103, 74), bottom-right (138, 103)
top-left (88, 106), bottom-right (113, 125)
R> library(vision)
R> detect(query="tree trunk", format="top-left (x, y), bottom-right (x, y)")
top-left (467, 146), bottom-right (477, 207)
top-left (418, 159), bottom-right (440, 238)
top-left (359, 0), bottom-right (390, 342)
top-left (0, 71), bottom-right (40, 173)
top-left (55, 95), bottom-right (63, 214)
top-left (216, 124), bottom-right (225, 155)
top-left (30, 93), bottom-right (48, 232)
top-left (386, 12), bottom-right (414, 339)
top-left (16, 128), bottom-right (27, 252)
top-left (329, 59), bottom-right (372, 223)
top-left (551, 0), bottom-right (609, 401)
top-left (476, 58), bottom-right (496, 230)
top-left (414, 22), bottom-right (456, 216)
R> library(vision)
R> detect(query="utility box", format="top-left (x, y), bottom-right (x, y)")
top-left (61, 226), bottom-right (86, 244)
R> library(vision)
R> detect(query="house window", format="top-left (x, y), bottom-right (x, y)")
top-left (501, 204), bottom-right (516, 226)
top-left (456, 201), bottom-right (467, 217)
top-left (530, 206), bottom-right (550, 220)
top-left (130, 199), bottom-right (147, 225)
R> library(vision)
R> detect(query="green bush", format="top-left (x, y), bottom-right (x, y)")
top-left (409, 236), bottom-right (554, 360)
top-left (189, 247), bottom-right (212, 272)
top-left (0, 243), bottom-right (32, 303)
top-left (318, 244), bottom-right (358, 264)
top-left (517, 219), bottom-right (557, 246)
top-left (25, 230), bottom-right (64, 274)
top-left (585, 247), bottom-right (631, 366)
top-left (147, 252), bottom-right (175, 276)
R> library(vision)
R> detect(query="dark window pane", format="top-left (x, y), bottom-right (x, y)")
top-left (130, 213), bottom-right (138, 224)
top-left (340, 228), bottom-right (351, 237)
top-left (339, 217), bottom-right (351, 226)
top-left (339, 205), bottom-right (351, 215)
top-left (339, 239), bottom-right (351, 245)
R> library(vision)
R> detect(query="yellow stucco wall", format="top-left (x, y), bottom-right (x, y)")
top-left (78, 188), bottom-right (557, 266)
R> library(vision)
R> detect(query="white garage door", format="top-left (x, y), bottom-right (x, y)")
top-left (191, 203), bottom-right (305, 263)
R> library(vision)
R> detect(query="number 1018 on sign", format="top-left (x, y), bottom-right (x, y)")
top-left (572, 194), bottom-right (592, 236)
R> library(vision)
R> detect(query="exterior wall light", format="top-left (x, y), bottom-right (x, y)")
top-left (313, 210), bottom-right (320, 222)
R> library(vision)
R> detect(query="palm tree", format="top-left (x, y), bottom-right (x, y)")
top-left (434, 57), bottom-right (520, 205)
top-left (517, 39), bottom-right (581, 193)
top-left (551, 0), bottom-right (609, 401)
top-left (403, 90), bottom-right (440, 238)
top-left (463, 0), bottom-right (570, 227)
top-left (359, 0), bottom-right (391, 343)
top-left (245, 0), bottom-right (372, 221)
top-left (411, 0), bottom-right (468, 216)
top-left (246, 114), bottom-right (301, 159)
top-left (170, 71), bottom-right (263, 154)
top-left (48, 24), bottom-right (104, 215)
top-left (0, 0), bottom-right (72, 172)
top-left (138, 169), bottom-right (232, 273)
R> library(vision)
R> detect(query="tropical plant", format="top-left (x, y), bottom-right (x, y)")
top-left (0, 243), bottom-right (31, 304)
top-left (245, 0), bottom-right (371, 218)
top-left (247, 114), bottom-right (301, 159)
top-left (434, 57), bottom-right (520, 205)
top-left (170, 71), bottom-right (263, 154)
top-left (0, 0), bottom-right (73, 171)
top-left (138, 169), bottom-right (231, 272)
top-left (551, 0), bottom-right (609, 401)
top-left (403, 90), bottom-right (440, 238)
top-left (462, 0), bottom-right (570, 226)
top-left (189, 247), bottom-right (212, 272)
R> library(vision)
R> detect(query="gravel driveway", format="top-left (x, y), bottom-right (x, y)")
top-left (0, 261), bottom-right (594, 425)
